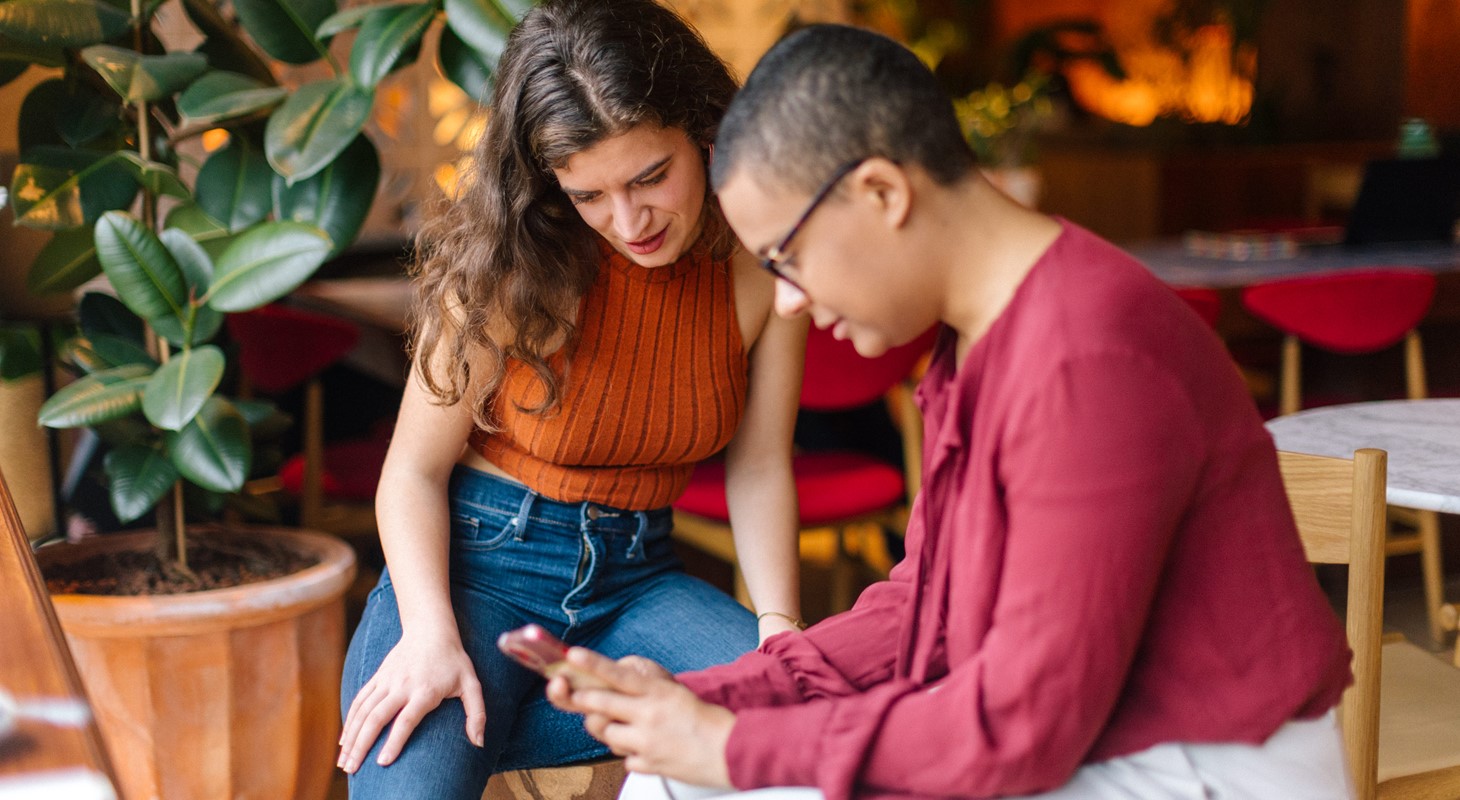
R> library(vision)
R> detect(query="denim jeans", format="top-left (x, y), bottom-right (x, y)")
top-left (342, 466), bottom-right (758, 799)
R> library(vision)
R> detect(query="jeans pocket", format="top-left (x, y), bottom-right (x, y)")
top-left (449, 508), bottom-right (518, 551)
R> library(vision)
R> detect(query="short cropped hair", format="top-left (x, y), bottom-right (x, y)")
top-left (711, 24), bottom-right (977, 194)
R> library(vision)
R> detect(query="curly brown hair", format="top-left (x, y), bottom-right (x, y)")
top-left (409, 0), bottom-right (739, 430)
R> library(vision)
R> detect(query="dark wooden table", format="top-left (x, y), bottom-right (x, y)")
top-left (0, 467), bottom-right (116, 797)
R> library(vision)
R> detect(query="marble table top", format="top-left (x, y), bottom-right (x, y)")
top-left (1127, 240), bottom-right (1460, 288)
top-left (1265, 399), bottom-right (1460, 514)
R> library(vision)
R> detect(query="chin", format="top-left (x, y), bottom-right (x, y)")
top-left (849, 334), bottom-right (892, 359)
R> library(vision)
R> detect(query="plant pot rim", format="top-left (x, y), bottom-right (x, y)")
top-left (36, 526), bottom-right (356, 636)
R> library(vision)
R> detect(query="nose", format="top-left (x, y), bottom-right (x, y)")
top-left (773, 279), bottom-right (810, 319)
top-left (611, 193), bottom-right (651, 241)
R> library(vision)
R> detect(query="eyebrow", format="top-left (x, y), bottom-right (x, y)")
top-left (560, 155), bottom-right (673, 198)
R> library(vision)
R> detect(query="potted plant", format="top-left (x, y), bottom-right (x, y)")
top-left (0, 0), bottom-right (526, 796)
top-left (953, 72), bottom-right (1055, 208)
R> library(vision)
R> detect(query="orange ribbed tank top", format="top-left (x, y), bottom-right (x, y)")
top-left (469, 245), bottom-right (747, 509)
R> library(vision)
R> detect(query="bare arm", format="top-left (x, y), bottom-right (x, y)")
top-left (725, 252), bottom-right (809, 641)
top-left (337, 359), bottom-right (487, 772)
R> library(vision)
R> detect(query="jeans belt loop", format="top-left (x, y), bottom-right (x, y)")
top-left (509, 488), bottom-right (536, 542)
top-left (626, 512), bottom-right (648, 560)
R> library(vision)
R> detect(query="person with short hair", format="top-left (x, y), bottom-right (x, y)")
top-left (548, 24), bottom-right (1354, 800)
top-left (335, 2), bottom-right (808, 797)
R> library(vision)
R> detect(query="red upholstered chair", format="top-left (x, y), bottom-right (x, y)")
top-left (227, 305), bottom-right (386, 537)
top-left (1242, 268), bottom-right (1446, 643)
top-left (673, 325), bottom-right (938, 614)
top-left (1172, 286), bottom-right (1221, 329)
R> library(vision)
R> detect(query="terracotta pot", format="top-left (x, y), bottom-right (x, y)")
top-left (35, 528), bottom-right (356, 800)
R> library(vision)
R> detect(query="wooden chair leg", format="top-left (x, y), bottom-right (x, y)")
top-left (301, 379), bottom-right (325, 531)
top-left (1404, 329), bottom-right (1427, 400)
top-left (1418, 509), bottom-right (1446, 645)
top-left (830, 527), bottom-right (856, 614)
top-left (1279, 334), bottom-right (1301, 417)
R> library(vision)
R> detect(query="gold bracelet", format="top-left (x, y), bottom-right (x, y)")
top-left (756, 610), bottom-right (806, 630)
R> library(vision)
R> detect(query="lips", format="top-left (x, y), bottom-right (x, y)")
top-left (626, 227), bottom-right (668, 255)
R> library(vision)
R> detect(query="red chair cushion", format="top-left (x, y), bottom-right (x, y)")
top-left (1172, 286), bottom-right (1221, 328)
top-left (674, 451), bottom-right (904, 528)
top-left (228, 304), bottom-right (361, 393)
top-left (800, 325), bottom-right (939, 411)
top-left (279, 437), bottom-right (390, 501)
top-left (1241, 269), bottom-right (1435, 353)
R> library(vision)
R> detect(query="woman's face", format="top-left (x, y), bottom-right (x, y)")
top-left (552, 123), bottom-right (707, 268)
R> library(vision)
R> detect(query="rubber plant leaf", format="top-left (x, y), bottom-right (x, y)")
top-left (93, 211), bottom-right (192, 344)
top-left (230, 0), bottom-right (337, 65)
top-left (104, 443), bottom-right (180, 523)
top-left (142, 344), bottom-right (224, 431)
top-left (167, 395), bottom-right (252, 493)
top-left (177, 71), bottom-right (287, 126)
top-left (0, 0), bottom-right (131, 49)
top-left (272, 134), bottom-right (379, 257)
top-left (349, 2), bottom-right (435, 88)
top-left (264, 77), bottom-right (374, 183)
top-left (205, 221), bottom-right (333, 312)
top-left (37, 363), bottom-right (152, 428)
top-left (28, 225), bottom-right (101, 294)
top-left (194, 138), bottom-right (274, 232)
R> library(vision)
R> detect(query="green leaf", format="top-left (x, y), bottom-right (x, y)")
top-left (93, 211), bottom-right (189, 337)
top-left (177, 71), bottom-right (287, 126)
top-left (350, 2), bottom-right (435, 88)
top-left (28, 225), bottom-right (101, 294)
top-left (206, 221), bottom-right (332, 312)
top-left (315, 4), bottom-right (379, 38)
top-left (160, 228), bottom-right (223, 344)
top-left (37, 363), bottom-right (152, 428)
top-left (20, 79), bottom-right (122, 152)
top-left (114, 152), bottom-right (190, 200)
top-left (78, 291), bottom-right (144, 341)
top-left (0, 0), bottom-right (131, 49)
top-left (77, 332), bottom-right (156, 370)
top-left (231, 0), bottom-right (336, 65)
top-left (0, 59), bottom-right (27, 90)
top-left (167, 396), bottom-right (251, 492)
top-left (160, 227), bottom-right (213, 293)
top-left (142, 344), bottom-right (224, 430)
top-left (104, 443), bottom-right (179, 522)
top-left (233, 398), bottom-right (290, 437)
top-left (164, 203), bottom-right (234, 262)
top-left (272, 134), bottom-right (379, 257)
top-left (491, 0), bottom-right (532, 20)
top-left (443, 0), bottom-right (513, 65)
top-left (195, 138), bottom-right (274, 232)
top-left (0, 32), bottom-right (66, 67)
top-left (81, 45), bottom-right (209, 103)
top-left (181, 0), bottom-right (274, 84)
top-left (264, 77), bottom-right (374, 183)
top-left (437, 26), bottom-right (494, 103)
top-left (9, 149), bottom-right (137, 229)
top-left (0, 327), bottom-right (43, 381)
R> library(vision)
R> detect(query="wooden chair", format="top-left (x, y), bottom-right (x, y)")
top-left (1249, 271), bottom-right (1447, 644)
top-left (1278, 448), bottom-right (1460, 798)
top-left (673, 326), bottom-right (937, 613)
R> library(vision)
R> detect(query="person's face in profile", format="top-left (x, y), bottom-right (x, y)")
top-left (553, 123), bottom-right (708, 268)
top-left (718, 161), bottom-right (925, 359)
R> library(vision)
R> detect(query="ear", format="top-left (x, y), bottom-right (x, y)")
top-left (848, 158), bottom-right (912, 230)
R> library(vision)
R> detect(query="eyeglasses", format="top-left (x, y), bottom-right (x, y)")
top-left (758, 158), bottom-right (867, 292)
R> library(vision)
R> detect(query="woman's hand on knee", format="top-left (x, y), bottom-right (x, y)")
top-left (337, 633), bottom-right (487, 774)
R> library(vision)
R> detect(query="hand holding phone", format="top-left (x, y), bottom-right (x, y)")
top-left (497, 624), bottom-right (611, 690)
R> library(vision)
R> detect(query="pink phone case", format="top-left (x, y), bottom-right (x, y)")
top-left (496, 624), bottom-right (609, 689)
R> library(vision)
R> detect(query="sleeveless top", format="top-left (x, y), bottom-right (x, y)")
top-left (469, 245), bottom-right (749, 510)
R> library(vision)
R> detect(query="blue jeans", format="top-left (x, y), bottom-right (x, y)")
top-left (342, 466), bottom-right (758, 799)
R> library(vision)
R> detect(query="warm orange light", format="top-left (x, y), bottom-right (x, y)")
top-left (1066, 21), bottom-right (1254, 126)
top-left (200, 128), bottom-right (230, 152)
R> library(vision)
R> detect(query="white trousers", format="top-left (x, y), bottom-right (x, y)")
top-left (619, 710), bottom-right (1353, 800)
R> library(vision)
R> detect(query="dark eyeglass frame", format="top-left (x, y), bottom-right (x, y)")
top-left (758, 158), bottom-right (868, 291)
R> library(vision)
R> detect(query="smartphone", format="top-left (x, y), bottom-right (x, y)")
top-left (496, 624), bottom-right (610, 690)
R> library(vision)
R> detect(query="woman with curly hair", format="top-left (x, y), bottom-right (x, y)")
top-left (335, 1), bottom-right (806, 796)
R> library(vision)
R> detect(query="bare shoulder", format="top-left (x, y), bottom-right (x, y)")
top-left (730, 246), bottom-right (775, 348)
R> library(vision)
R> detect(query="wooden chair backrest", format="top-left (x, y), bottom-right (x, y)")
top-left (1277, 448), bottom-right (1387, 800)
